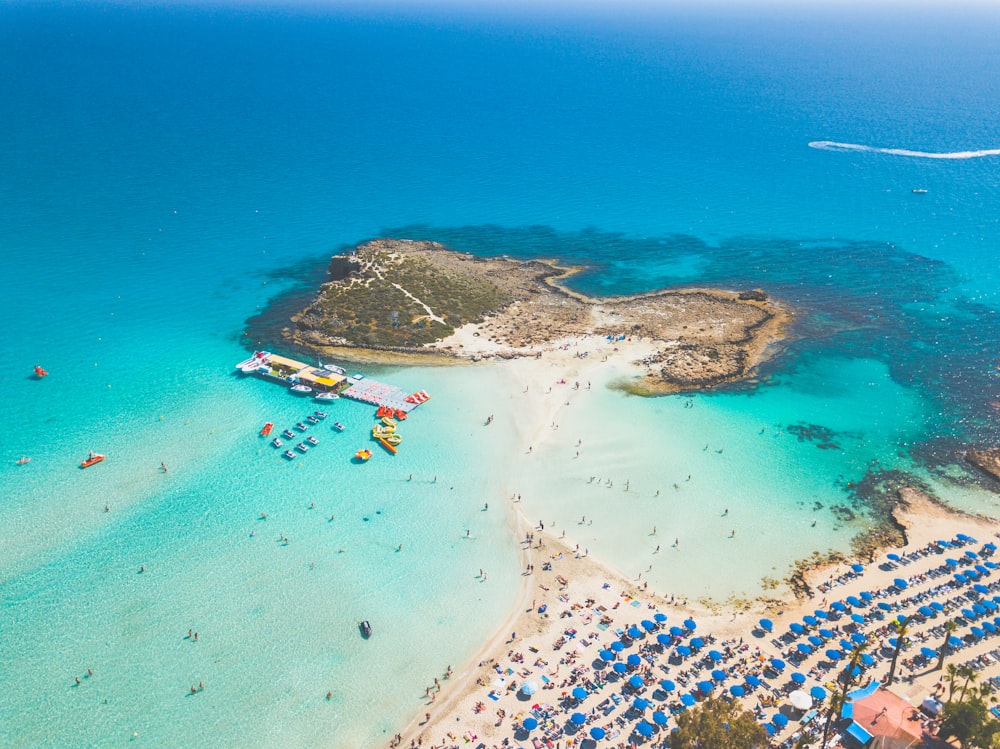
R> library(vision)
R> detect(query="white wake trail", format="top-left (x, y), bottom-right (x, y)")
top-left (809, 141), bottom-right (1000, 160)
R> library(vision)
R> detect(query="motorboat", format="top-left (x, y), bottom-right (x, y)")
top-left (354, 449), bottom-right (372, 462)
top-left (236, 350), bottom-right (271, 373)
top-left (271, 437), bottom-right (283, 448)
top-left (912, 188), bottom-right (929, 194)
top-left (333, 422), bottom-right (346, 432)
top-left (283, 450), bottom-right (296, 460)
top-left (314, 392), bottom-right (339, 401)
top-left (260, 422), bottom-right (274, 436)
top-left (306, 436), bottom-right (319, 446)
top-left (290, 383), bottom-right (312, 395)
top-left (313, 411), bottom-right (328, 419)
top-left (80, 453), bottom-right (105, 469)
top-left (295, 422), bottom-right (308, 431)
top-left (282, 429), bottom-right (295, 439)
top-left (359, 620), bottom-right (372, 639)
top-left (16, 456), bottom-right (31, 465)
top-left (323, 363), bottom-right (347, 376)
top-left (296, 442), bottom-right (309, 453)
top-left (306, 415), bottom-right (320, 424)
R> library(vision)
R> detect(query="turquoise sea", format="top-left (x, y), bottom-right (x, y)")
top-left (3, 2), bottom-right (1000, 746)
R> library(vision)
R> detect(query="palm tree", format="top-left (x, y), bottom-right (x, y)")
top-left (945, 663), bottom-right (961, 704)
top-left (885, 614), bottom-right (918, 686)
top-left (958, 665), bottom-right (979, 703)
top-left (936, 620), bottom-right (958, 671)
top-left (820, 643), bottom-right (868, 749)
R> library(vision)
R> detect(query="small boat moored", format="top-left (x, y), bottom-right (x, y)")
top-left (16, 456), bottom-right (32, 465)
top-left (290, 383), bottom-right (313, 395)
top-left (80, 452), bottom-right (105, 469)
top-left (912, 188), bottom-right (929, 194)
top-left (359, 620), bottom-right (372, 639)
top-left (314, 392), bottom-right (339, 401)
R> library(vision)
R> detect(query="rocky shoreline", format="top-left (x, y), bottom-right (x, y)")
top-left (286, 238), bottom-right (791, 393)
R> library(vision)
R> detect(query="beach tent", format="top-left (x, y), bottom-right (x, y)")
top-left (810, 686), bottom-right (827, 700)
top-left (708, 649), bottom-right (723, 661)
top-left (571, 712), bottom-right (586, 725)
top-left (590, 726), bottom-right (606, 740)
top-left (522, 717), bottom-right (538, 731)
top-left (656, 634), bottom-right (671, 646)
top-left (759, 618), bottom-right (774, 632)
top-left (652, 710), bottom-right (668, 725)
top-left (635, 721), bottom-right (653, 737)
top-left (660, 679), bottom-right (676, 692)
top-left (730, 684), bottom-right (745, 697)
top-left (628, 675), bottom-right (644, 689)
top-left (572, 687), bottom-right (588, 700)
top-left (521, 681), bottom-right (539, 695)
top-left (790, 672), bottom-right (806, 684)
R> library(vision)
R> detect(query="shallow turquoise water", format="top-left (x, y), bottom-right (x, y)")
top-left (3, 2), bottom-right (1000, 746)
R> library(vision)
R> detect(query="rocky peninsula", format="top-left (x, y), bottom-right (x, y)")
top-left (287, 238), bottom-right (791, 393)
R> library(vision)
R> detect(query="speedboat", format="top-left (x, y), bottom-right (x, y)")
top-left (314, 411), bottom-right (328, 419)
top-left (236, 350), bottom-right (271, 373)
top-left (282, 429), bottom-right (295, 439)
top-left (912, 188), bottom-right (929, 194)
top-left (271, 437), bottom-right (283, 448)
top-left (296, 442), bottom-right (309, 453)
top-left (333, 422), bottom-right (346, 432)
top-left (323, 363), bottom-right (347, 376)
top-left (295, 422), bottom-right (308, 431)
top-left (290, 383), bottom-right (312, 395)
top-left (314, 392), bottom-right (339, 401)
top-left (283, 449), bottom-right (296, 460)
top-left (359, 620), bottom-right (372, 639)
top-left (80, 453), bottom-right (105, 469)
top-left (306, 436), bottom-right (319, 446)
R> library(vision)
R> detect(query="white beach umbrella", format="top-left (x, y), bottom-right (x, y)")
top-left (789, 690), bottom-right (813, 711)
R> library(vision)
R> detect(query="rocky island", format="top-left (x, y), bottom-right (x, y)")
top-left (286, 238), bottom-right (791, 393)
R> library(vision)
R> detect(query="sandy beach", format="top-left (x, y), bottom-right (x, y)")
top-left (385, 332), bottom-right (1000, 749)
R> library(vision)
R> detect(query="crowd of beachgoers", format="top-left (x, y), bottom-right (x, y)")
top-left (397, 523), bottom-right (1000, 749)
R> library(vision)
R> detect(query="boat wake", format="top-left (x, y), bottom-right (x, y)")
top-left (808, 141), bottom-right (1000, 160)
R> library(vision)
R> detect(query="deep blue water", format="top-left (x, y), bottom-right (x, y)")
top-left (3, 2), bottom-right (1000, 746)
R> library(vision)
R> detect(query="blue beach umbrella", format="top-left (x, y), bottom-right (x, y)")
top-left (975, 604), bottom-right (987, 615)
top-left (949, 636), bottom-right (963, 648)
top-left (832, 601), bottom-right (848, 612)
top-left (803, 616), bottom-right (818, 627)
top-left (652, 710), bottom-right (668, 725)
top-left (656, 634), bottom-right (672, 646)
top-left (931, 602), bottom-right (945, 611)
top-left (523, 717), bottom-right (538, 731)
top-left (819, 628), bottom-right (835, 638)
top-left (680, 693), bottom-right (696, 707)
top-left (954, 573), bottom-right (967, 584)
top-left (654, 612), bottom-right (668, 623)
top-left (770, 658), bottom-right (785, 671)
top-left (967, 568), bottom-right (981, 579)
top-left (810, 686), bottom-right (827, 700)
top-left (641, 619), bottom-right (656, 631)
top-left (921, 647), bottom-right (937, 658)
top-left (635, 722), bottom-right (653, 737)
top-left (988, 562), bottom-right (999, 569)
top-left (852, 632), bottom-right (867, 645)
top-left (877, 602), bottom-right (893, 612)
top-left (773, 713), bottom-right (788, 727)
top-left (590, 726), bottom-right (606, 740)
top-left (791, 672), bottom-right (806, 684)
top-left (745, 674), bottom-right (761, 687)
top-left (676, 645), bottom-right (691, 657)
top-left (889, 638), bottom-right (899, 648)
top-left (977, 564), bottom-right (990, 575)
top-left (684, 619), bottom-right (697, 631)
top-left (975, 584), bottom-right (990, 594)
top-left (660, 679), bottom-right (676, 692)
top-left (610, 641), bottom-right (625, 652)
top-left (571, 712), bottom-right (587, 725)
top-left (986, 542), bottom-right (998, 551)
top-left (893, 578), bottom-right (908, 589)
top-left (847, 595), bottom-right (863, 607)
top-left (573, 687), bottom-right (588, 700)
top-left (763, 723), bottom-right (775, 737)
top-left (938, 539), bottom-right (952, 548)
top-left (698, 680), bottom-right (714, 693)
top-left (851, 613), bottom-right (866, 624)
top-left (846, 664), bottom-right (862, 678)
top-left (972, 627), bottom-right (986, 639)
top-left (629, 675), bottom-right (644, 689)
top-left (669, 626), bottom-right (685, 637)
top-left (627, 654), bottom-right (641, 667)
top-left (599, 649), bottom-right (615, 661)
top-left (840, 639), bottom-right (854, 651)
top-left (730, 684), bottom-right (745, 697)
top-left (708, 649), bottom-right (723, 661)
top-left (851, 563), bottom-right (864, 573)
top-left (967, 550), bottom-right (980, 560)
top-left (690, 637), bottom-right (705, 649)
top-left (790, 622), bottom-right (806, 635)
top-left (984, 621), bottom-right (998, 633)
top-left (522, 681), bottom-right (539, 695)
top-left (627, 626), bottom-right (642, 639)
top-left (962, 608), bottom-right (976, 620)
top-left (860, 591), bottom-right (874, 601)
top-left (887, 553), bottom-right (901, 562)
top-left (797, 643), bottom-right (812, 655)
top-left (808, 635), bottom-right (824, 646)
top-left (861, 653), bottom-right (876, 666)
top-left (918, 606), bottom-right (935, 617)
top-left (633, 698), bottom-right (650, 711)
top-left (957, 533), bottom-right (973, 542)
top-left (759, 618), bottom-right (774, 632)
top-left (613, 662), bottom-right (629, 673)
top-left (825, 649), bottom-right (842, 661)
top-left (814, 610), bottom-right (829, 620)
top-left (946, 558), bottom-right (960, 568)
top-left (711, 669), bottom-right (726, 681)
